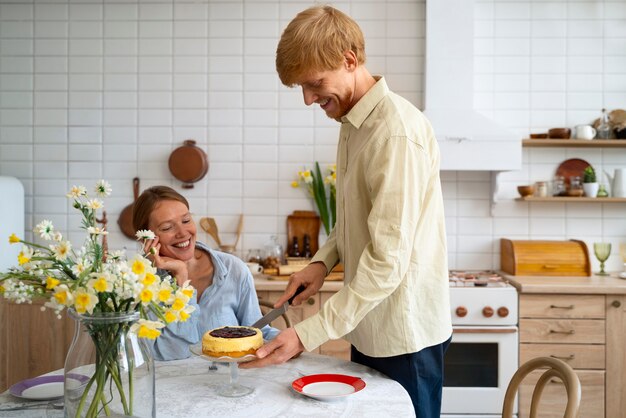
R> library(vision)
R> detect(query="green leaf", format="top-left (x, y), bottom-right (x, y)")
top-left (313, 162), bottom-right (330, 234)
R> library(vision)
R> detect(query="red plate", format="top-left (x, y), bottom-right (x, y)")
top-left (292, 374), bottom-right (366, 400)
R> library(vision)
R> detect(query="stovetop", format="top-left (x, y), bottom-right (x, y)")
top-left (449, 270), bottom-right (511, 288)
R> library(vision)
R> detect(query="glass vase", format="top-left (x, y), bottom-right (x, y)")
top-left (64, 310), bottom-right (155, 418)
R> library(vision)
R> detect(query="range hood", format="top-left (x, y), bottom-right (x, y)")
top-left (424, 0), bottom-right (521, 171)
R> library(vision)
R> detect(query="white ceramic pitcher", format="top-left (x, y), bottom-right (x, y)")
top-left (605, 169), bottom-right (626, 197)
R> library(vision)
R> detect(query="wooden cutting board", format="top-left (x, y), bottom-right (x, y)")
top-left (267, 272), bottom-right (344, 281)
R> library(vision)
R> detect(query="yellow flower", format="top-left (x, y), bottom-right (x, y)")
top-left (132, 259), bottom-right (146, 275)
top-left (45, 276), bottom-right (60, 290)
top-left (158, 288), bottom-right (172, 303)
top-left (74, 289), bottom-right (98, 314)
top-left (17, 253), bottom-right (30, 265)
top-left (140, 288), bottom-right (154, 304)
top-left (182, 288), bottom-right (193, 298)
top-left (291, 180), bottom-right (299, 188)
top-left (130, 319), bottom-right (165, 339)
top-left (164, 310), bottom-right (177, 323)
top-left (171, 298), bottom-right (185, 311)
top-left (9, 234), bottom-right (20, 244)
top-left (53, 285), bottom-right (73, 306)
top-left (179, 310), bottom-right (191, 322)
top-left (88, 274), bottom-right (112, 293)
top-left (142, 272), bottom-right (157, 286)
top-left (0, 284), bottom-right (4, 293)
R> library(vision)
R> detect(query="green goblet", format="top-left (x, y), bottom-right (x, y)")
top-left (594, 243), bottom-right (611, 276)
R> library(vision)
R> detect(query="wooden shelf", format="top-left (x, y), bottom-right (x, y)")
top-left (516, 196), bottom-right (626, 203)
top-left (523, 139), bottom-right (626, 147)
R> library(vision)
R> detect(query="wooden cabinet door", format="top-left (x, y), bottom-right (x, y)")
top-left (605, 294), bottom-right (626, 417)
top-left (0, 299), bottom-right (74, 392)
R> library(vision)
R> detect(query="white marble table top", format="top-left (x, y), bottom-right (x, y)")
top-left (0, 352), bottom-right (415, 417)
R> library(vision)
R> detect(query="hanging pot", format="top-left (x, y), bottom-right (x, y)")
top-left (168, 139), bottom-right (209, 189)
top-left (117, 177), bottom-right (140, 239)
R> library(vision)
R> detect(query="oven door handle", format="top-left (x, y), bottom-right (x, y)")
top-left (453, 327), bottom-right (518, 334)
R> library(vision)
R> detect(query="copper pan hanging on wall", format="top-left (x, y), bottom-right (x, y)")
top-left (168, 139), bottom-right (209, 188)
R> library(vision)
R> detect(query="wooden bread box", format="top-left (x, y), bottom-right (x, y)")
top-left (500, 239), bottom-right (591, 276)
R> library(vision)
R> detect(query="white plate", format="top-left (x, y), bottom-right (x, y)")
top-left (291, 374), bottom-right (366, 401)
top-left (9, 374), bottom-right (89, 400)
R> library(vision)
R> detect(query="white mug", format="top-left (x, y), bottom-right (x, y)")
top-left (246, 262), bottom-right (263, 274)
top-left (574, 124), bottom-right (596, 140)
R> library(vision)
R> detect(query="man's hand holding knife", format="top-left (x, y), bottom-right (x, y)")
top-left (240, 262), bottom-right (328, 369)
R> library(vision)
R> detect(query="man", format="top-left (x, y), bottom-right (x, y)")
top-left (241, 6), bottom-right (452, 416)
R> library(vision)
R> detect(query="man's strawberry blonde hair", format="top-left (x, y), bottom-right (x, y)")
top-left (276, 5), bottom-right (366, 87)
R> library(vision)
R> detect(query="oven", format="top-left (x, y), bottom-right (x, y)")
top-left (441, 272), bottom-right (519, 417)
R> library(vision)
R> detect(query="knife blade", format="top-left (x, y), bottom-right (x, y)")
top-left (252, 285), bottom-right (306, 329)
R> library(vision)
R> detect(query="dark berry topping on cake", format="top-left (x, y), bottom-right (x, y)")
top-left (210, 327), bottom-right (256, 338)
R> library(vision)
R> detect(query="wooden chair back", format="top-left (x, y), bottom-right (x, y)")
top-left (502, 356), bottom-right (581, 418)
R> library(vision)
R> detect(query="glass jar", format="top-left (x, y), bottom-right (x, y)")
top-left (246, 248), bottom-right (262, 264)
top-left (597, 108), bottom-right (611, 139)
top-left (263, 235), bottom-right (284, 272)
top-left (535, 181), bottom-right (548, 197)
top-left (568, 176), bottom-right (584, 196)
top-left (65, 310), bottom-right (155, 418)
top-left (552, 176), bottom-right (566, 196)
top-left (597, 183), bottom-right (609, 197)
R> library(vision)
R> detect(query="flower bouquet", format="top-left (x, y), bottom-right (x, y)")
top-left (292, 162), bottom-right (336, 235)
top-left (0, 181), bottom-right (195, 418)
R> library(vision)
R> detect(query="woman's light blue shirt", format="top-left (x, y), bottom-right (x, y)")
top-left (148, 242), bottom-right (279, 360)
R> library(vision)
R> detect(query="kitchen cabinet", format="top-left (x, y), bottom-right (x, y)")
top-left (506, 274), bottom-right (626, 418)
top-left (518, 294), bottom-right (605, 418)
top-left (254, 277), bottom-right (351, 360)
top-left (0, 298), bottom-right (75, 393)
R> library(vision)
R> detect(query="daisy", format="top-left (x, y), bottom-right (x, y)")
top-left (34, 220), bottom-right (55, 240)
top-left (86, 199), bottom-right (103, 210)
top-left (50, 241), bottom-right (72, 261)
top-left (135, 230), bottom-right (156, 241)
top-left (94, 179), bottom-right (112, 197)
top-left (66, 185), bottom-right (87, 198)
top-left (87, 226), bottom-right (108, 235)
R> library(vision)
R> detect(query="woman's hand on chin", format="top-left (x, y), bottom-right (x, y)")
top-left (144, 237), bottom-right (188, 284)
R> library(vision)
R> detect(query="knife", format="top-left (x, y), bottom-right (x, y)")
top-left (252, 285), bottom-right (306, 329)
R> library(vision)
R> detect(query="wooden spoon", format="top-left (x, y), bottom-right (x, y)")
top-left (233, 214), bottom-right (244, 249)
top-left (199, 217), bottom-right (221, 246)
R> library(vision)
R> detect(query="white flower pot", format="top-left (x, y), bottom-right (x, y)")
top-left (583, 182), bottom-right (599, 198)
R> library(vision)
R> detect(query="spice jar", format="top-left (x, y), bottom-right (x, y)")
top-left (568, 176), bottom-right (584, 196)
top-left (246, 249), bottom-right (262, 264)
top-left (553, 176), bottom-right (566, 196)
top-left (263, 235), bottom-right (285, 274)
top-left (535, 181), bottom-right (548, 197)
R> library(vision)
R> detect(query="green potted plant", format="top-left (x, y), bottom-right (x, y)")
top-left (582, 166), bottom-right (599, 198)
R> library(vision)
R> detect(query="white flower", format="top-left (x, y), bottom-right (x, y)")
top-left (130, 319), bottom-right (165, 339)
top-left (87, 272), bottom-right (113, 293)
top-left (107, 250), bottom-right (125, 262)
top-left (87, 226), bottom-right (108, 236)
top-left (94, 179), bottom-right (112, 197)
top-left (52, 231), bottom-right (63, 242)
top-left (73, 287), bottom-right (99, 314)
top-left (86, 199), bottom-right (103, 210)
top-left (66, 185), bottom-right (87, 199)
top-left (71, 259), bottom-right (92, 277)
top-left (34, 220), bottom-right (55, 240)
top-left (135, 230), bottom-right (156, 241)
top-left (50, 241), bottom-right (72, 261)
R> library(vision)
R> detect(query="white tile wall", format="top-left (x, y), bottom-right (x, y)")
top-left (0, 0), bottom-right (625, 273)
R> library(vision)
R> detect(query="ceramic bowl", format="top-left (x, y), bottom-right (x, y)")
top-left (517, 185), bottom-right (534, 197)
top-left (548, 128), bottom-right (571, 139)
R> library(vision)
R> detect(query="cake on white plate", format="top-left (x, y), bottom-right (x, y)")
top-left (201, 326), bottom-right (263, 358)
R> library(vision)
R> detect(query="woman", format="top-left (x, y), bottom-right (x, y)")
top-left (133, 185), bottom-right (278, 360)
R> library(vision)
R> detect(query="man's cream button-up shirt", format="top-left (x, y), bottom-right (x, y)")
top-left (294, 77), bottom-right (452, 357)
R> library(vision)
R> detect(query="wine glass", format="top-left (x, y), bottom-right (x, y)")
top-left (593, 243), bottom-right (611, 276)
